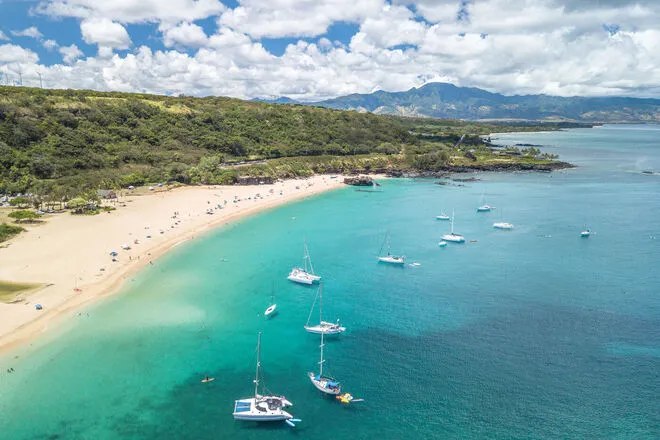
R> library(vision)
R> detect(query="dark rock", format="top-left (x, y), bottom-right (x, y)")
top-left (343, 176), bottom-right (374, 186)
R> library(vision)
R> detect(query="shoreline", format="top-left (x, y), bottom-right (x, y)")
top-left (0, 175), bottom-right (350, 355)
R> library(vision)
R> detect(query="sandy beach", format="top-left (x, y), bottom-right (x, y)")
top-left (0, 175), bottom-right (346, 353)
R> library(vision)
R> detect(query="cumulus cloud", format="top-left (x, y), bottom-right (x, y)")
top-left (161, 22), bottom-right (209, 48)
top-left (42, 39), bottom-right (59, 50)
top-left (1, 0), bottom-right (658, 99)
top-left (59, 44), bottom-right (83, 64)
top-left (36, 0), bottom-right (225, 25)
top-left (0, 44), bottom-right (39, 64)
top-left (11, 26), bottom-right (44, 39)
top-left (80, 18), bottom-right (131, 49)
top-left (218, 0), bottom-right (383, 38)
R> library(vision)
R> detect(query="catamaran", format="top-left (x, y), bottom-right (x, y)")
top-left (304, 284), bottom-right (345, 335)
top-left (287, 243), bottom-right (321, 285)
top-left (233, 333), bottom-right (299, 426)
top-left (441, 210), bottom-right (465, 243)
top-left (378, 233), bottom-right (405, 264)
top-left (308, 329), bottom-right (342, 395)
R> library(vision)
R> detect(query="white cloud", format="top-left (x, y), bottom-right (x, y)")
top-left (218, 0), bottom-right (383, 38)
top-left (36, 0), bottom-right (225, 25)
top-left (80, 18), bottom-right (131, 49)
top-left (59, 44), bottom-right (83, 63)
top-left (0, 30), bottom-right (9, 41)
top-left (43, 39), bottom-right (59, 50)
top-left (161, 22), bottom-right (209, 48)
top-left (1, 0), bottom-right (659, 99)
top-left (11, 26), bottom-right (44, 39)
top-left (0, 44), bottom-right (39, 64)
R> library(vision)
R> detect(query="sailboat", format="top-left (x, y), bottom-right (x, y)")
top-left (441, 210), bottom-right (465, 243)
top-left (493, 222), bottom-right (514, 230)
top-left (264, 295), bottom-right (277, 317)
top-left (436, 212), bottom-right (450, 220)
top-left (304, 284), bottom-right (345, 335)
top-left (308, 329), bottom-right (342, 395)
top-left (287, 242), bottom-right (321, 285)
top-left (477, 193), bottom-right (494, 212)
top-left (378, 233), bottom-right (405, 264)
top-left (233, 333), bottom-right (298, 426)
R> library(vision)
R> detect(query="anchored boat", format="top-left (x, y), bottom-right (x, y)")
top-left (288, 242), bottom-right (321, 285)
top-left (304, 284), bottom-right (345, 335)
top-left (441, 210), bottom-right (465, 243)
top-left (233, 333), bottom-right (298, 426)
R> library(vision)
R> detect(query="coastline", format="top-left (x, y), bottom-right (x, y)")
top-left (0, 175), bottom-right (349, 354)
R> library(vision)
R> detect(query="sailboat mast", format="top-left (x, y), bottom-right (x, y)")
top-left (451, 210), bottom-right (455, 234)
top-left (319, 328), bottom-right (325, 376)
top-left (254, 332), bottom-right (261, 398)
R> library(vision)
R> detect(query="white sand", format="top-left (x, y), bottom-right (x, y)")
top-left (0, 175), bottom-right (346, 352)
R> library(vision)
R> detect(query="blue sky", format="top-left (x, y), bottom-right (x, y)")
top-left (0, 1), bottom-right (659, 99)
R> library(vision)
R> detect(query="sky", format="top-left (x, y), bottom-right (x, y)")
top-left (0, 0), bottom-right (659, 100)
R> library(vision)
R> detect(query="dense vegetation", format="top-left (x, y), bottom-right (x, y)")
top-left (0, 86), bottom-right (567, 199)
top-left (0, 223), bottom-right (24, 243)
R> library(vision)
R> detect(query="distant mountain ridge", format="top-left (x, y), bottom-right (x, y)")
top-left (264, 83), bottom-right (660, 122)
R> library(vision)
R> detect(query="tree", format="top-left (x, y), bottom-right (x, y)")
top-left (9, 196), bottom-right (30, 208)
top-left (66, 197), bottom-right (87, 214)
top-left (8, 209), bottom-right (40, 223)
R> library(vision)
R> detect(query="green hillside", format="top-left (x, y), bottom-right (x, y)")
top-left (0, 86), bottom-right (571, 198)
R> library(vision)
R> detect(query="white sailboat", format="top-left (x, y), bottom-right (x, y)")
top-left (378, 233), bottom-right (405, 264)
top-left (264, 292), bottom-right (277, 317)
top-left (436, 212), bottom-right (450, 220)
top-left (308, 329), bottom-right (342, 395)
top-left (304, 284), bottom-right (345, 335)
top-left (287, 243), bottom-right (321, 285)
top-left (441, 210), bottom-right (465, 243)
top-left (233, 333), bottom-right (298, 426)
top-left (493, 222), bottom-right (514, 230)
top-left (477, 193), bottom-right (494, 212)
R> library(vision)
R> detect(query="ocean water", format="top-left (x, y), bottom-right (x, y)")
top-left (1, 124), bottom-right (659, 439)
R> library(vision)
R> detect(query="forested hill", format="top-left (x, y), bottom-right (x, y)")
top-left (0, 86), bottom-right (570, 198)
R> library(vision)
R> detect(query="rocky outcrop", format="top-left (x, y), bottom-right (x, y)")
top-left (343, 176), bottom-right (374, 186)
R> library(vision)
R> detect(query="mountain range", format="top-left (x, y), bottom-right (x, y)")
top-left (261, 83), bottom-right (660, 122)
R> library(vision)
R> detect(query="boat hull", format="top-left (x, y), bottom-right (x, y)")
top-left (264, 304), bottom-right (277, 317)
top-left (378, 256), bottom-right (405, 264)
top-left (441, 234), bottom-right (465, 243)
top-left (308, 372), bottom-right (341, 395)
top-left (304, 322), bottom-right (346, 335)
top-left (493, 223), bottom-right (513, 230)
top-left (233, 397), bottom-right (293, 422)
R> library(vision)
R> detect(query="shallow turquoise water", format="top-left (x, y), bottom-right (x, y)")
top-left (1, 125), bottom-right (659, 439)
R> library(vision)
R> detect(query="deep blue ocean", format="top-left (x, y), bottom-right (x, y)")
top-left (0, 124), bottom-right (658, 439)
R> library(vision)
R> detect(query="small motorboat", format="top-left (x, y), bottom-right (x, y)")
top-left (201, 376), bottom-right (215, 383)
top-left (436, 213), bottom-right (450, 220)
top-left (493, 222), bottom-right (514, 230)
top-left (264, 303), bottom-right (277, 317)
top-left (438, 241), bottom-right (448, 247)
top-left (581, 229), bottom-right (591, 237)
